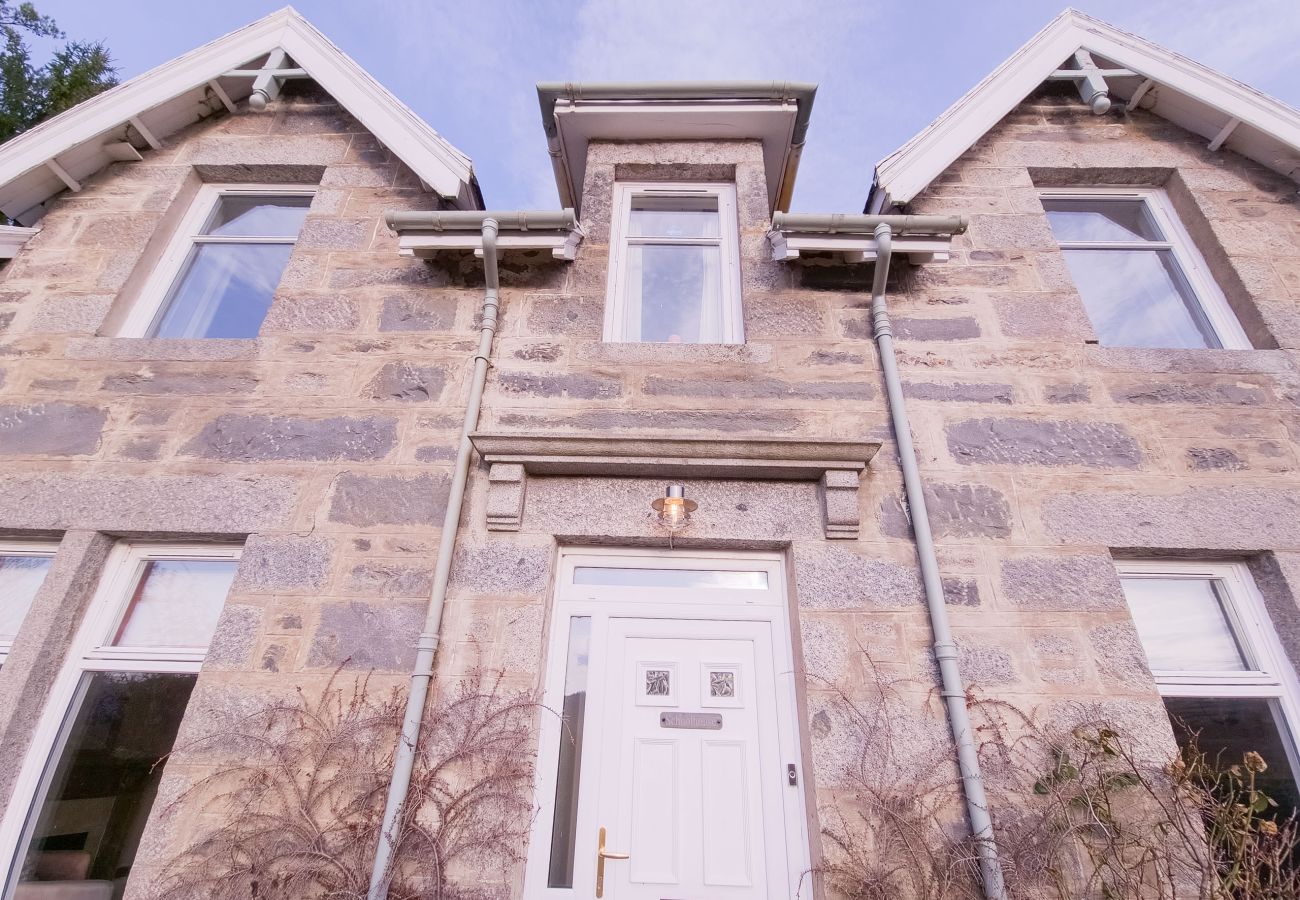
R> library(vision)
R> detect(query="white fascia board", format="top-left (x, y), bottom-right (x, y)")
top-left (874, 9), bottom-right (1300, 205)
top-left (0, 225), bottom-right (38, 258)
top-left (0, 7), bottom-right (476, 207)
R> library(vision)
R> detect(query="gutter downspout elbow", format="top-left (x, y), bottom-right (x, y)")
top-left (869, 222), bottom-right (1008, 900)
top-left (367, 218), bottom-right (501, 900)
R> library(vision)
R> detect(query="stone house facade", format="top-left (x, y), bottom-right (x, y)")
top-left (0, 7), bottom-right (1297, 900)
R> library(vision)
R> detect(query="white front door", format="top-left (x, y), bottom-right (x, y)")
top-left (524, 550), bottom-right (809, 900)
top-left (597, 618), bottom-right (785, 898)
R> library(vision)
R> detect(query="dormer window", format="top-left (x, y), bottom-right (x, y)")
top-left (605, 183), bottom-right (742, 344)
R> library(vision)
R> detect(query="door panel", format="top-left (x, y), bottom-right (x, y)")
top-left (597, 620), bottom-right (786, 899)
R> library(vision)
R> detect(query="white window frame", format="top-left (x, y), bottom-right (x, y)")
top-left (604, 181), bottom-right (744, 344)
top-left (0, 540), bottom-right (58, 664)
top-left (1117, 559), bottom-right (1300, 779)
top-left (119, 183), bottom-right (315, 338)
top-left (1040, 186), bottom-right (1250, 349)
top-left (0, 542), bottom-right (241, 895)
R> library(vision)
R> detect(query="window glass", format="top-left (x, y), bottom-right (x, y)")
top-left (628, 244), bottom-right (721, 343)
top-left (1121, 576), bottom-right (1249, 672)
top-left (15, 672), bottom-right (198, 891)
top-left (574, 567), bottom-right (769, 590)
top-left (1166, 696), bottom-right (1300, 821)
top-left (547, 617), bottom-right (591, 889)
top-left (1044, 198), bottom-right (1163, 242)
top-left (201, 194), bottom-right (311, 238)
top-left (0, 555), bottom-right (52, 641)
top-left (112, 559), bottom-right (238, 649)
top-left (1061, 249), bottom-right (1219, 348)
top-left (628, 195), bottom-right (720, 239)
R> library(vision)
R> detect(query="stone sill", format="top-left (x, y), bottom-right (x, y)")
top-left (65, 338), bottom-right (260, 361)
top-left (1084, 346), bottom-right (1295, 375)
top-left (470, 430), bottom-right (879, 540)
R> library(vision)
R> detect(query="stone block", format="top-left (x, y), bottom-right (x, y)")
top-left (65, 338), bottom-right (258, 361)
top-left (1107, 378), bottom-right (1273, 406)
top-left (328, 472), bottom-right (450, 526)
top-left (1000, 555), bottom-right (1126, 611)
top-left (743, 295), bottom-right (827, 338)
top-left (902, 381), bottom-right (1014, 404)
top-left (793, 546), bottom-right (923, 609)
top-left (497, 408), bottom-right (803, 434)
top-left (946, 417), bottom-right (1142, 468)
top-left (881, 483), bottom-right (1012, 539)
top-left (967, 213), bottom-right (1058, 250)
top-left (365, 362), bottom-right (447, 402)
top-left (1044, 383), bottom-right (1090, 403)
top-left (345, 561), bottom-right (435, 597)
top-left (100, 370), bottom-right (258, 395)
top-left (295, 217), bottom-right (372, 250)
top-left (378, 293), bottom-right (459, 332)
top-left (1088, 621), bottom-right (1155, 689)
top-left (27, 294), bottom-right (113, 334)
top-left (449, 542), bottom-right (551, 595)
top-left (526, 295), bottom-right (604, 337)
top-left (1041, 487), bottom-right (1300, 549)
top-left (0, 473), bottom-right (297, 532)
top-left (575, 341), bottom-right (774, 365)
top-left (205, 604), bottom-right (263, 669)
top-left (643, 375), bottom-right (873, 401)
top-left (957, 639), bottom-right (1017, 686)
top-left (234, 534), bottom-right (332, 593)
top-left (306, 601), bottom-right (423, 670)
top-left (496, 371), bottom-right (622, 400)
top-left (0, 402), bottom-right (106, 455)
top-left (1187, 447), bottom-right (1246, 471)
top-left (185, 413), bottom-right (397, 461)
top-left (261, 292), bottom-right (361, 333)
top-left (799, 616), bottom-right (852, 683)
top-left (891, 316), bottom-right (982, 342)
top-left (992, 291), bottom-right (1095, 341)
top-left (943, 578), bottom-right (980, 606)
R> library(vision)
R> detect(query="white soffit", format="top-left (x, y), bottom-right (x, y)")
top-left (552, 100), bottom-right (799, 212)
top-left (872, 8), bottom-right (1300, 209)
top-left (0, 225), bottom-right (38, 258)
top-left (0, 6), bottom-right (477, 224)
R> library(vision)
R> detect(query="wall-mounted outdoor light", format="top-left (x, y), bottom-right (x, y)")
top-left (651, 483), bottom-right (697, 535)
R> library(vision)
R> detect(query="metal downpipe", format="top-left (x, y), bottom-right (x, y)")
top-left (869, 222), bottom-right (1008, 900)
top-left (367, 218), bottom-right (502, 899)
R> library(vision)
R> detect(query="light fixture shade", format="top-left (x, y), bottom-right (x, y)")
top-left (651, 483), bottom-right (697, 532)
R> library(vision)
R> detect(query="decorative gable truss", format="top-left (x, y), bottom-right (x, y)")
top-left (0, 7), bottom-right (479, 225)
top-left (869, 8), bottom-right (1300, 211)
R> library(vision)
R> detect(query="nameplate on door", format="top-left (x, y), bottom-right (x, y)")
top-left (660, 712), bottom-right (723, 730)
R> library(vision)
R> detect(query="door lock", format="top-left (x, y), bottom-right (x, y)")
top-left (595, 825), bottom-right (630, 898)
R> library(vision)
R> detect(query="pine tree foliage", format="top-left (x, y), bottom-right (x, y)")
top-left (0, 1), bottom-right (117, 143)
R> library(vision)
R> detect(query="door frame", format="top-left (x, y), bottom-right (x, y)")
top-left (522, 547), bottom-right (811, 899)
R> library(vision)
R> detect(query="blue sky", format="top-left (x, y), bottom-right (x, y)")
top-left (34, 0), bottom-right (1300, 212)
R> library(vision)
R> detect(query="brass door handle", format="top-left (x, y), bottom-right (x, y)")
top-left (595, 826), bottom-right (630, 897)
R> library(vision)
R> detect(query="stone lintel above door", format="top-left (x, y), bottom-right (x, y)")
top-left (469, 431), bottom-right (880, 540)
